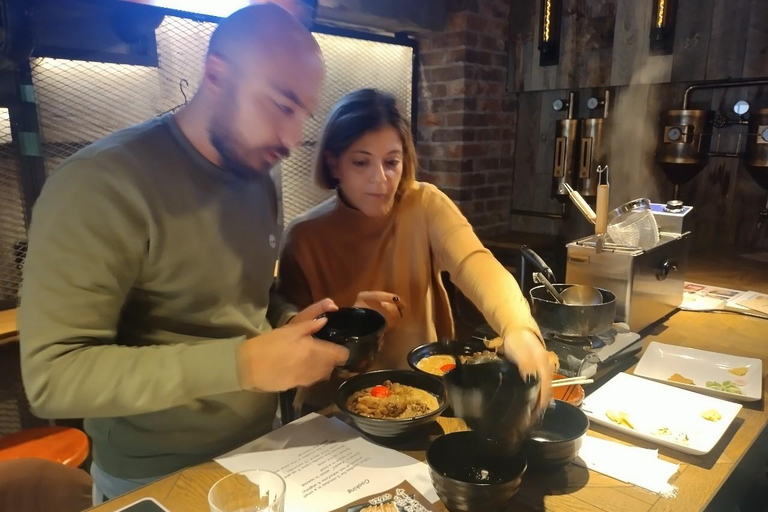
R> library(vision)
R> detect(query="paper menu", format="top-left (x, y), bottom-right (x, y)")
top-left (214, 414), bottom-right (438, 512)
top-left (330, 481), bottom-right (437, 512)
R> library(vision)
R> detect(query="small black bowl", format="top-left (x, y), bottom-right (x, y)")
top-left (444, 357), bottom-right (539, 452)
top-left (523, 399), bottom-right (589, 470)
top-left (314, 307), bottom-right (386, 372)
top-left (336, 369), bottom-right (448, 438)
top-left (407, 340), bottom-right (488, 377)
top-left (427, 431), bottom-right (527, 512)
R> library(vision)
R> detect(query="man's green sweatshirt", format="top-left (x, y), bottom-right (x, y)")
top-left (19, 115), bottom-right (296, 478)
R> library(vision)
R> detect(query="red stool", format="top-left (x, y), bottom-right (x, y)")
top-left (0, 426), bottom-right (89, 468)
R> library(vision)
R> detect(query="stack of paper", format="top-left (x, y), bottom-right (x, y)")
top-left (215, 414), bottom-right (438, 512)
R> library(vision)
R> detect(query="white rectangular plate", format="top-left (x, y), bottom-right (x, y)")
top-left (634, 342), bottom-right (763, 402)
top-left (582, 372), bottom-right (742, 455)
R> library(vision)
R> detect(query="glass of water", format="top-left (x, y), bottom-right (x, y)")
top-left (208, 470), bottom-right (286, 512)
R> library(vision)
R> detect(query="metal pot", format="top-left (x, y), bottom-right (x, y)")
top-left (530, 284), bottom-right (616, 337)
top-left (521, 246), bottom-right (617, 337)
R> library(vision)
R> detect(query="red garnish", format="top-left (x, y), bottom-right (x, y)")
top-left (371, 385), bottom-right (391, 398)
top-left (440, 364), bottom-right (456, 373)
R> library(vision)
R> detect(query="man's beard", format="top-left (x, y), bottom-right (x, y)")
top-left (209, 114), bottom-right (289, 181)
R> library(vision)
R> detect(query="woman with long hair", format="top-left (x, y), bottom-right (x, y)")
top-left (277, 89), bottom-right (552, 412)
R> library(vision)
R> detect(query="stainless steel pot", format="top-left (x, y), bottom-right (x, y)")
top-left (521, 246), bottom-right (617, 337)
top-left (530, 284), bottom-right (616, 337)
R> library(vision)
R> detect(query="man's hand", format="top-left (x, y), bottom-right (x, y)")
top-left (354, 291), bottom-right (404, 330)
top-left (502, 327), bottom-right (553, 419)
top-left (289, 298), bottom-right (338, 324)
top-left (236, 317), bottom-right (349, 392)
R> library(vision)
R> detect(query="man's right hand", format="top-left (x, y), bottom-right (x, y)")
top-left (236, 317), bottom-right (349, 392)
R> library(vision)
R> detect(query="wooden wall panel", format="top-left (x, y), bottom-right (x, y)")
top-left (511, 0), bottom-right (766, 92)
top-left (743, 0), bottom-right (768, 78)
top-left (705, 0), bottom-right (752, 80)
top-left (670, 0), bottom-right (714, 83)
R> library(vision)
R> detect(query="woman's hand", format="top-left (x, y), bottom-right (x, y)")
top-left (502, 328), bottom-right (554, 419)
top-left (354, 291), bottom-right (405, 330)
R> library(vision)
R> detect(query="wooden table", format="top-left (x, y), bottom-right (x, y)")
top-left (86, 305), bottom-right (768, 512)
top-left (0, 308), bottom-right (18, 346)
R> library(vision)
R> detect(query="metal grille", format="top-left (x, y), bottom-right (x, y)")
top-left (31, 16), bottom-right (216, 176)
top-left (29, 14), bottom-right (414, 225)
top-left (0, 109), bottom-right (27, 304)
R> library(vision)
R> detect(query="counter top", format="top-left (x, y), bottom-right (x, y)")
top-left (85, 303), bottom-right (768, 512)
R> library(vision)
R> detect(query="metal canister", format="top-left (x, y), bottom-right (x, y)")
top-left (551, 92), bottom-right (579, 202)
top-left (745, 108), bottom-right (768, 190)
top-left (578, 118), bottom-right (609, 197)
top-left (655, 109), bottom-right (714, 185)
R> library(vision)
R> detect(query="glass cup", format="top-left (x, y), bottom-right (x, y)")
top-left (208, 470), bottom-right (286, 512)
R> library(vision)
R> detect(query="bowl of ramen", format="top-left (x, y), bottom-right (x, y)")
top-left (427, 431), bottom-right (527, 512)
top-left (336, 369), bottom-right (448, 438)
top-left (407, 340), bottom-right (491, 377)
top-left (314, 307), bottom-right (386, 373)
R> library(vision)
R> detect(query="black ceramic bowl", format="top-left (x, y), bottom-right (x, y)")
top-left (336, 369), bottom-right (448, 438)
top-left (407, 340), bottom-right (488, 377)
top-left (444, 357), bottom-right (539, 452)
top-left (427, 431), bottom-right (527, 512)
top-left (523, 399), bottom-right (589, 470)
top-left (314, 307), bottom-right (386, 372)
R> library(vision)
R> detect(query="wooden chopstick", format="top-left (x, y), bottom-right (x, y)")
top-left (552, 378), bottom-right (594, 388)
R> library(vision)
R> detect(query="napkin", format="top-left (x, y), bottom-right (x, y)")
top-left (575, 435), bottom-right (679, 498)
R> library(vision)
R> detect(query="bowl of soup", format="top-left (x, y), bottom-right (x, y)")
top-left (336, 369), bottom-right (448, 438)
top-left (407, 340), bottom-right (490, 377)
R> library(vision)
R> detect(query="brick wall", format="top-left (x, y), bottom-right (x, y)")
top-left (417, 0), bottom-right (514, 236)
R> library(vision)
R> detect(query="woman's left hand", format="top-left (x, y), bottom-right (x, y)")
top-left (502, 328), bottom-right (553, 419)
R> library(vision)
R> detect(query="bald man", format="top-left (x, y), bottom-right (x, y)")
top-left (19, 4), bottom-right (347, 502)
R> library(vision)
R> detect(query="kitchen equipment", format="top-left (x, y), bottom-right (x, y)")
top-left (578, 91), bottom-right (611, 198)
top-left (335, 369), bottom-right (447, 438)
top-left (745, 107), bottom-right (768, 190)
top-left (560, 283), bottom-right (603, 306)
top-left (443, 357), bottom-right (539, 452)
top-left (426, 432), bottom-right (527, 512)
top-left (474, 322), bottom-right (642, 378)
top-left (634, 342), bottom-right (763, 402)
top-left (564, 183), bottom-right (597, 224)
top-left (656, 109), bottom-right (714, 187)
top-left (523, 246), bottom-right (617, 335)
top-left (314, 307), bottom-right (386, 372)
top-left (523, 400), bottom-right (589, 470)
top-left (595, 165), bottom-right (610, 235)
top-left (407, 339), bottom-right (488, 377)
top-left (533, 272), bottom-right (565, 303)
top-left (650, 201), bottom-right (694, 234)
top-left (582, 372), bottom-right (742, 455)
top-left (530, 284), bottom-right (617, 337)
top-left (606, 198), bottom-right (660, 250)
top-left (566, 232), bottom-right (691, 332)
top-left (552, 92), bottom-right (580, 203)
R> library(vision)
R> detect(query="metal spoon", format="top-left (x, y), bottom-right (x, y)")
top-left (560, 285), bottom-right (603, 306)
top-left (533, 272), bottom-right (565, 304)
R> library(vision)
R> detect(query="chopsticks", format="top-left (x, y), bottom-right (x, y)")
top-left (551, 376), bottom-right (594, 388)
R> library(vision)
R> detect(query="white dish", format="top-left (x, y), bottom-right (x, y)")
top-left (634, 342), bottom-right (763, 402)
top-left (582, 372), bottom-right (742, 455)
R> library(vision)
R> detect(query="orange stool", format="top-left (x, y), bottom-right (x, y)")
top-left (0, 426), bottom-right (89, 468)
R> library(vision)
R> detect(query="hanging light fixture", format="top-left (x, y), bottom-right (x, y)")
top-left (538, 0), bottom-right (562, 66)
top-left (650, 0), bottom-right (677, 55)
